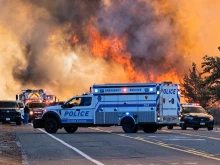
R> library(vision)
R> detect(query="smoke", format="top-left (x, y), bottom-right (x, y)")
top-left (0, 0), bottom-right (220, 100)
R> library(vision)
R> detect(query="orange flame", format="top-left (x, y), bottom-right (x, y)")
top-left (89, 27), bottom-right (146, 82)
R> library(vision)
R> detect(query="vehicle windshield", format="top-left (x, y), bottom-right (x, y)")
top-left (182, 106), bottom-right (206, 114)
top-left (0, 101), bottom-right (18, 108)
top-left (29, 103), bottom-right (47, 108)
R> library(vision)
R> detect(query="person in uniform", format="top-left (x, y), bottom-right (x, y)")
top-left (24, 105), bottom-right (30, 124)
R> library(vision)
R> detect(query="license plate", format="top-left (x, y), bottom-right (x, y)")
top-left (200, 122), bottom-right (205, 125)
top-left (6, 118), bottom-right (10, 121)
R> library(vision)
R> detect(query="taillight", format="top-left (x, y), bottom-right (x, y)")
top-left (157, 113), bottom-right (160, 121)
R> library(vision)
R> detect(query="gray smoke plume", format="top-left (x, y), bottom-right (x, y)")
top-left (0, 0), bottom-right (199, 99)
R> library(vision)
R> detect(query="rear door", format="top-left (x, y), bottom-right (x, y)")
top-left (161, 84), bottom-right (179, 118)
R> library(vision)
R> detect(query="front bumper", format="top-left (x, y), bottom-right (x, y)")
top-left (184, 120), bottom-right (214, 128)
top-left (29, 111), bottom-right (43, 121)
top-left (0, 111), bottom-right (21, 122)
top-left (33, 118), bottom-right (44, 128)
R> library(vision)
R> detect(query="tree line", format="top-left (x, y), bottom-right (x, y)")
top-left (181, 55), bottom-right (220, 108)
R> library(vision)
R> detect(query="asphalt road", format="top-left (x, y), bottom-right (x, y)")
top-left (14, 125), bottom-right (220, 165)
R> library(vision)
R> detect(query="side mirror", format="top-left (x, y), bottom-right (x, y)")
top-left (61, 104), bottom-right (66, 108)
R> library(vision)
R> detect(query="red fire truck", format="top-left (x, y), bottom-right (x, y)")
top-left (16, 89), bottom-right (46, 104)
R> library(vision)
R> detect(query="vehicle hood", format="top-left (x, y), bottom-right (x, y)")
top-left (185, 113), bottom-right (212, 118)
top-left (30, 107), bottom-right (45, 111)
top-left (46, 105), bottom-right (62, 111)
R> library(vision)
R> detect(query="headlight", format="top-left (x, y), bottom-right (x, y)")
top-left (29, 111), bottom-right (33, 115)
top-left (186, 116), bottom-right (194, 120)
top-left (209, 117), bottom-right (214, 121)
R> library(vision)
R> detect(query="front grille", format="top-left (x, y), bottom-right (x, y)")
top-left (0, 109), bottom-right (16, 118)
top-left (194, 117), bottom-right (209, 122)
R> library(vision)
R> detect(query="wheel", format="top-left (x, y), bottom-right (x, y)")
top-left (181, 123), bottom-right (187, 130)
top-left (207, 127), bottom-right (213, 131)
top-left (16, 118), bottom-right (21, 125)
top-left (143, 125), bottom-right (157, 133)
top-left (193, 127), bottom-right (199, 130)
top-left (167, 124), bottom-right (174, 129)
top-left (122, 117), bottom-right (138, 133)
top-left (44, 118), bottom-right (58, 133)
top-left (64, 127), bottom-right (78, 133)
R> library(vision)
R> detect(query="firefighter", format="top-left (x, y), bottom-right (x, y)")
top-left (24, 105), bottom-right (30, 124)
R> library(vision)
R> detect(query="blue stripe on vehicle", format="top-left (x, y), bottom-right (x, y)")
top-left (95, 104), bottom-right (156, 112)
top-left (61, 119), bottom-right (94, 123)
top-left (93, 92), bottom-right (156, 96)
top-left (98, 100), bottom-right (156, 102)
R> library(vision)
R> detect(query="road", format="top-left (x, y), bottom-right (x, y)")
top-left (14, 125), bottom-right (220, 165)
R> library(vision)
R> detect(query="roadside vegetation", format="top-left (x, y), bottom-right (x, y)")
top-left (181, 55), bottom-right (220, 125)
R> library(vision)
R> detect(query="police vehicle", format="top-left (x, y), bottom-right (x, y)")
top-left (180, 103), bottom-right (214, 130)
top-left (167, 103), bottom-right (214, 130)
top-left (33, 82), bottom-right (181, 133)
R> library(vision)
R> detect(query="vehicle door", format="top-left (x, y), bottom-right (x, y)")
top-left (60, 96), bottom-right (94, 124)
top-left (161, 84), bottom-right (179, 121)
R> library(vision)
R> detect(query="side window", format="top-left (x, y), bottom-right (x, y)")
top-left (67, 97), bottom-right (82, 107)
top-left (79, 97), bottom-right (92, 106)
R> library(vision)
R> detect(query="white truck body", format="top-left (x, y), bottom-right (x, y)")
top-left (34, 82), bottom-right (181, 133)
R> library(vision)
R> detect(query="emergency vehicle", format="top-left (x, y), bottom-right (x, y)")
top-left (16, 89), bottom-right (46, 104)
top-left (45, 95), bottom-right (59, 105)
top-left (33, 82), bottom-right (181, 133)
top-left (167, 103), bottom-right (214, 130)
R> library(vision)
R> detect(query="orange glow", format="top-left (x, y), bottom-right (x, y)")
top-left (89, 27), bottom-right (146, 82)
top-left (89, 26), bottom-right (182, 83)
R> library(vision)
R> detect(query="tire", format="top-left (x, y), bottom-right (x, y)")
top-left (122, 117), bottom-right (138, 133)
top-left (64, 127), bottom-right (78, 133)
top-left (181, 123), bottom-right (187, 130)
top-left (193, 127), bottom-right (199, 130)
top-left (16, 118), bottom-right (21, 125)
top-left (143, 125), bottom-right (157, 133)
top-left (207, 127), bottom-right (213, 131)
top-left (44, 118), bottom-right (58, 133)
top-left (167, 125), bottom-right (174, 129)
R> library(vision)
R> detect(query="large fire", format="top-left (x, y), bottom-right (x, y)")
top-left (89, 27), bottom-right (146, 82)
top-left (0, 0), bottom-right (220, 100)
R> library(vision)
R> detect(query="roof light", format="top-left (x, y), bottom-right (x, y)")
top-left (149, 88), bottom-right (153, 92)
top-left (122, 88), bottom-right (127, 92)
top-left (125, 112), bottom-right (130, 115)
top-left (94, 89), bottom-right (98, 93)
